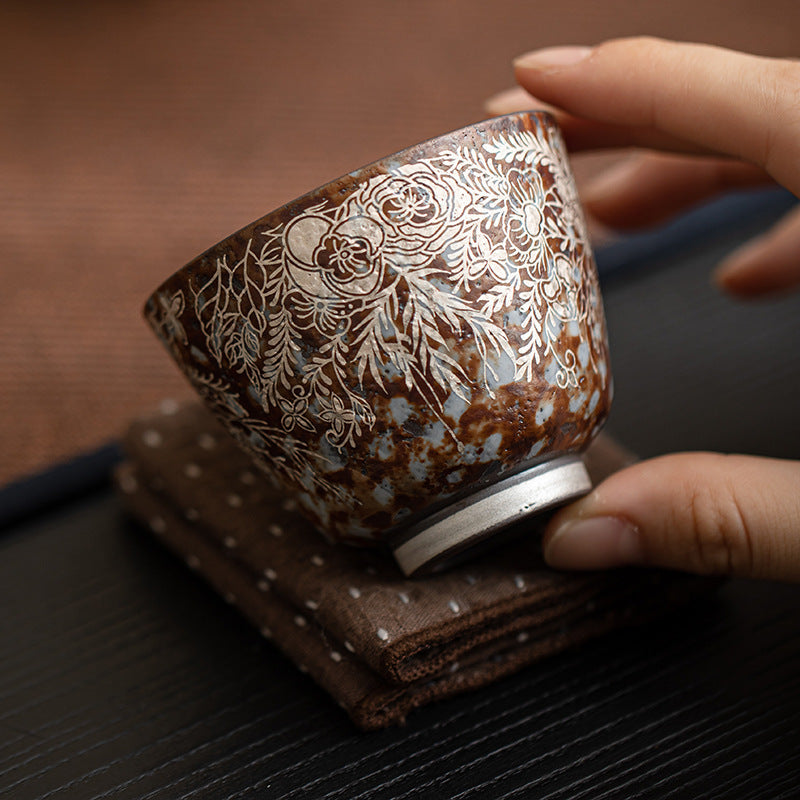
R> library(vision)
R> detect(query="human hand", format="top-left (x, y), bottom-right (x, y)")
top-left (486, 37), bottom-right (800, 580)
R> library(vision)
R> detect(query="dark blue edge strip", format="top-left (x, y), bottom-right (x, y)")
top-left (595, 187), bottom-right (796, 281)
top-left (0, 442), bottom-right (124, 531)
top-left (1, 187), bottom-right (796, 531)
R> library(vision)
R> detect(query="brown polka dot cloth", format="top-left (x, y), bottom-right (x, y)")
top-left (115, 403), bottom-right (713, 730)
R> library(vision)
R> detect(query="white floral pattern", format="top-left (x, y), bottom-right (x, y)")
top-left (147, 118), bottom-right (607, 509)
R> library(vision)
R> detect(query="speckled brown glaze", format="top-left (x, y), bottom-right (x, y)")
top-left (145, 112), bottom-right (611, 548)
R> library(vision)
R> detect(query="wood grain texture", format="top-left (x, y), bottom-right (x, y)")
top-left (1, 494), bottom-right (800, 799)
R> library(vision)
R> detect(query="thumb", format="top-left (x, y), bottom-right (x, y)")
top-left (543, 453), bottom-right (800, 581)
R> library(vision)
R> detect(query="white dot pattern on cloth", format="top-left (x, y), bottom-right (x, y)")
top-left (184, 463), bottom-right (202, 479)
top-left (142, 429), bottom-right (163, 448)
top-left (119, 473), bottom-right (138, 494)
top-left (159, 398), bottom-right (180, 415)
top-left (149, 516), bottom-right (166, 534)
top-left (197, 433), bottom-right (217, 450)
top-left (119, 405), bottom-right (660, 729)
top-left (281, 498), bottom-right (298, 512)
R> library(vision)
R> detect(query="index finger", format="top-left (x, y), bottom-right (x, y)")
top-left (513, 37), bottom-right (800, 194)
top-left (485, 86), bottom-right (716, 154)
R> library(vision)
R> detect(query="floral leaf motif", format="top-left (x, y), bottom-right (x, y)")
top-left (181, 120), bottom-right (606, 502)
top-left (147, 290), bottom-right (187, 350)
top-left (262, 306), bottom-right (300, 402)
top-left (483, 129), bottom-right (545, 165)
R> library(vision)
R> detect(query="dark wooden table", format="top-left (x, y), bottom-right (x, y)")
top-left (2, 190), bottom-right (799, 799)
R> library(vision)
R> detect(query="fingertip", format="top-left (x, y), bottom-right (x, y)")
top-left (714, 208), bottom-right (800, 298)
top-left (714, 238), bottom-right (786, 299)
top-left (543, 515), bottom-right (644, 570)
top-left (483, 87), bottom-right (537, 116)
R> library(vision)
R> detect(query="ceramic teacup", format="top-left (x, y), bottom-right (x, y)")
top-left (145, 112), bottom-right (612, 574)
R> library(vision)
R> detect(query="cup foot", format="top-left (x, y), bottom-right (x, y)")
top-left (391, 454), bottom-right (591, 576)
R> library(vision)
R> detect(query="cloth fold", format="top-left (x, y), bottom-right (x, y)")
top-left (116, 402), bottom-right (712, 729)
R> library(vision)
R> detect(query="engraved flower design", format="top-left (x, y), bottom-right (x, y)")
top-left (504, 167), bottom-right (548, 272)
top-left (151, 290), bottom-right (187, 346)
top-left (468, 231), bottom-right (512, 282)
top-left (552, 190), bottom-right (585, 254)
top-left (278, 385), bottom-right (315, 433)
top-left (224, 319), bottom-right (261, 372)
top-left (542, 254), bottom-right (581, 321)
top-left (180, 123), bottom-right (605, 507)
top-left (293, 293), bottom-right (348, 334)
top-left (379, 178), bottom-right (438, 226)
top-left (284, 214), bottom-right (386, 298)
top-left (319, 394), bottom-right (358, 444)
top-left (363, 164), bottom-right (472, 263)
top-left (316, 231), bottom-right (372, 278)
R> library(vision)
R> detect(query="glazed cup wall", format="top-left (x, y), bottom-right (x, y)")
top-left (145, 112), bottom-right (612, 549)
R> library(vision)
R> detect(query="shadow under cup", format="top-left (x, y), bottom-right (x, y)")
top-left (144, 111), bottom-right (612, 575)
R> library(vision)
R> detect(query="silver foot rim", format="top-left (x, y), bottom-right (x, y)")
top-left (391, 454), bottom-right (591, 577)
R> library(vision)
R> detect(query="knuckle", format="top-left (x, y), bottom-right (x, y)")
top-left (678, 460), bottom-right (756, 575)
top-left (760, 60), bottom-right (800, 180)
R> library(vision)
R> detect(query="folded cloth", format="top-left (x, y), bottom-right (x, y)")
top-left (116, 402), bottom-right (713, 729)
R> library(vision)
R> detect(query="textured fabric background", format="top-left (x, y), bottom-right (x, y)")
top-left (2, 0), bottom-right (798, 483)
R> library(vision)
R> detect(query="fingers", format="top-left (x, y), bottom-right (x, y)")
top-left (512, 38), bottom-right (800, 194)
top-left (484, 87), bottom-right (538, 116)
top-left (543, 453), bottom-right (800, 581)
top-left (583, 153), bottom-right (770, 230)
top-left (485, 87), bottom-right (710, 155)
top-left (715, 203), bottom-right (800, 296)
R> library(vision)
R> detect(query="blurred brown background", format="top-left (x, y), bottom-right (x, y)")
top-left (1, 0), bottom-right (798, 484)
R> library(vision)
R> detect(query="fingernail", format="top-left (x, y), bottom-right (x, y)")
top-left (544, 516), bottom-right (643, 570)
top-left (514, 46), bottom-right (592, 71)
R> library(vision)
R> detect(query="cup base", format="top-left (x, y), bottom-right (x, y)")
top-left (391, 454), bottom-right (591, 576)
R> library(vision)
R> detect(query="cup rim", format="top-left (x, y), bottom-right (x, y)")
top-left (144, 109), bottom-right (556, 310)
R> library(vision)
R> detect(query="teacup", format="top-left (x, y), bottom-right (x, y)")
top-left (145, 111), bottom-right (612, 574)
